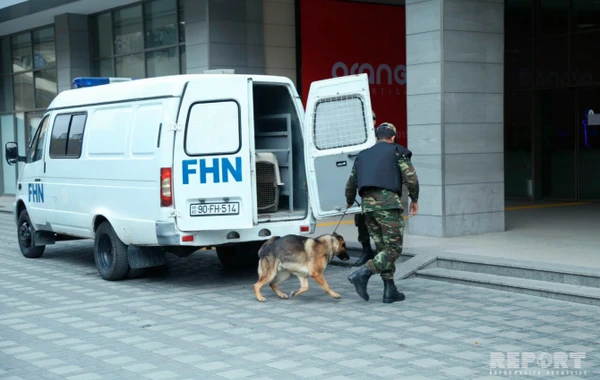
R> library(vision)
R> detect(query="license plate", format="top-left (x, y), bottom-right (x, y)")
top-left (190, 202), bottom-right (240, 216)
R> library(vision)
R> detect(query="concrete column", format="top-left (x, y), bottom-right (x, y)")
top-left (55, 14), bottom-right (91, 93)
top-left (184, 0), bottom-right (265, 74)
top-left (406, 0), bottom-right (505, 237)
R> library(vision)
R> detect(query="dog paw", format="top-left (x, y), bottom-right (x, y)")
top-left (278, 294), bottom-right (289, 299)
top-left (257, 296), bottom-right (267, 302)
top-left (290, 291), bottom-right (298, 298)
top-left (330, 292), bottom-right (342, 299)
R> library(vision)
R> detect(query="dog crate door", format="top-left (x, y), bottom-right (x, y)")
top-left (172, 76), bottom-right (255, 232)
top-left (303, 73), bottom-right (376, 219)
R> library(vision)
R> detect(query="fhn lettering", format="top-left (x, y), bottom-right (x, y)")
top-left (28, 183), bottom-right (44, 203)
top-left (182, 157), bottom-right (242, 184)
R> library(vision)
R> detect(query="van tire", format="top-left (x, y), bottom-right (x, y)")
top-left (94, 221), bottom-right (130, 281)
top-left (216, 242), bottom-right (261, 270)
top-left (17, 210), bottom-right (45, 259)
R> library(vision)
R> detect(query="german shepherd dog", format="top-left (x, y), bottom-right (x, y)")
top-left (253, 233), bottom-right (350, 302)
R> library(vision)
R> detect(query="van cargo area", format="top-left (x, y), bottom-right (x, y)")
top-left (252, 83), bottom-right (308, 223)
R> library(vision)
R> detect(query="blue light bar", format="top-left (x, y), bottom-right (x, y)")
top-left (72, 77), bottom-right (132, 89)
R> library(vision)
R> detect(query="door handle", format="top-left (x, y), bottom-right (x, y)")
top-left (348, 154), bottom-right (357, 159)
top-left (34, 178), bottom-right (41, 182)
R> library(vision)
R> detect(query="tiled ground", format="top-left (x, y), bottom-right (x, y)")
top-left (0, 213), bottom-right (598, 379)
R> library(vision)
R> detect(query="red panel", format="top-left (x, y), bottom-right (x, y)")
top-left (300, 0), bottom-right (407, 146)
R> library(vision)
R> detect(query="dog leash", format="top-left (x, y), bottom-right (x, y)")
top-left (332, 200), bottom-right (361, 235)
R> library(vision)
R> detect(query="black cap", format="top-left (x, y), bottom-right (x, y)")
top-left (375, 122), bottom-right (396, 139)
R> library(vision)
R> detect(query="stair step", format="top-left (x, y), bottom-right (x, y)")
top-left (416, 268), bottom-right (600, 306)
top-left (405, 250), bottom-right (600, 289)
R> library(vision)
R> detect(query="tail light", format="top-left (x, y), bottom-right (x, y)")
top-left (160, 168), bottom-right (173, 207)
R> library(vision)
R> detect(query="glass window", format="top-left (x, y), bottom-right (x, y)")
top-left (92, 59), bottom-right (114, 77)
top-left (539, 89), bottom-right (576, 199)
top-left (32, 26), bottom-right (55, 70)
top-left (34, 69), bottom-right (57, 109)
top-left (146, 47), bottom-right (178, 77)
top-left (91, 12), bottom-right (113, 59)
top-left (114, 5), bottom-right (144, 55)
top-left (0, 76), bottom-right (13, 112)
top-left (67, 114), bottom-right (86, 157)
top-left (144, 0), bottom-right (178, 49)
top-left (572, 0), bottom-right (600, 31)
top-left (537, 0), bottom-right (569, 36)
top-left (1, 37), bottom-right (11, 74)
top-left (505, 0), bottom-right (533, 41)
top-left (534, 37), bottom-right (568, 88)
top-left (185, 101), bottom-right (241, 155)
top-left (30, 116), bottom-right (49, 163)
top-left (11, 32), bottom-right (32, 73)
top-left (90, 0), bottom-right (185, 81)
top-left (314, 97), bottom-right (368, 150)
top-left (49, 114), bottom-right (71, 157)
top-left (505, 41), bottom-right (533, 90)
top-left (116, 53), bottom-right (145, 78)
top-left (13, 72), bottom-right (34, 111)
top-left (570, 31), bottom-right (600, 86)
top-left (505, 91), bottom-right (533, 198)
top-left (1, 115), bottom-right (17, 194)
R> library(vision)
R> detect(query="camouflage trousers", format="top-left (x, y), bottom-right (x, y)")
top-left (354, 213), bottom-right (371, 244)
top-left (363, 209), bottom-right (404, 280)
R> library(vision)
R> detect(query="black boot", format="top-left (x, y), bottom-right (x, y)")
top-left (348, 266), bottom-right (373, 301)
top-left (383, 279), bottom-right (405, 303)
top-left (354, 242), bottom-right (375, 266)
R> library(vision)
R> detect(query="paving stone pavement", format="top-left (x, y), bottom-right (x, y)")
top-left (0, 213), bottom-right (598, 380)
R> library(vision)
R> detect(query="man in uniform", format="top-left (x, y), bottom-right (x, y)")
top-left (353, 110), bottom-right (377, 266)
top-left (344, 122), bottom-right (419, 303)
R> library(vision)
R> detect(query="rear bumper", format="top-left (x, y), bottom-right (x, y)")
top-left (156, 218), bottom-right (316, 247)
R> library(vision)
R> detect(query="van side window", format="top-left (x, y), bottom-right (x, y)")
top-left (313, 96), bottom-right (368, 150)
top-left (67, 114), bottom-right (86, 157)
top-left (49, 113), bottom-right (87, 159)
top-left (185, 101), bottom-right (241, 156)
top-left (29, 116), bottom-right (50, 163)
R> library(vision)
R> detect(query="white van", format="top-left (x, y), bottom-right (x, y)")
top-left (4, 73), bottom-right (375, 281)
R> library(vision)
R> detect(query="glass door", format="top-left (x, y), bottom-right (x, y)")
top-left (539, 89), bottom-right (577, 200)
top-left (577, 87), bottom-right (600, 200)
top-left (0, 115), bottom-right (17, 194)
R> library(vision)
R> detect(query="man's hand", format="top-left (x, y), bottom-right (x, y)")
top-left (346, 203), bottom-right (352, 209)
top-left (409, 201), bottom-right (419, 217)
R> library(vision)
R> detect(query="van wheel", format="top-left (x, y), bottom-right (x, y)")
top-left (94, 222), bottom-right (129, 281)
top-left (216, 242), bottom-right (261, 270)
top-left (17, 210), bottom-right (45, 259)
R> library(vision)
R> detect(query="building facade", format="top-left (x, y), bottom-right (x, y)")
top-left (0, 0), bottom-right (598, 238)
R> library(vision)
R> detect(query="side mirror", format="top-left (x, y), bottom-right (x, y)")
top-left (5, 142), bottom-right (24, 166)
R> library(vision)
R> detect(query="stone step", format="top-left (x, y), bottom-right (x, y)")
top-left (416, 267), bottom-right (600, 306)
top-left (432, 254), bottom-right (600, 288)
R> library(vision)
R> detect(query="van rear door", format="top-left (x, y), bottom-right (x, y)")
top-left (303, 73), bottom-right (376, 219)
top-left (172, 76), bottom-right (255, 232)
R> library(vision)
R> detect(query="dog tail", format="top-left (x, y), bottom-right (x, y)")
top-left (257, 236), bottom-right (279, 258)
top-left (257, 254), bottom-right (277, 277)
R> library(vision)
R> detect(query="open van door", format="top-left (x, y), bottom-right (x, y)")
top-left (172, 75), bottom-right (255, 232)
top-left (303, 73), bottom-right (376, 219)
